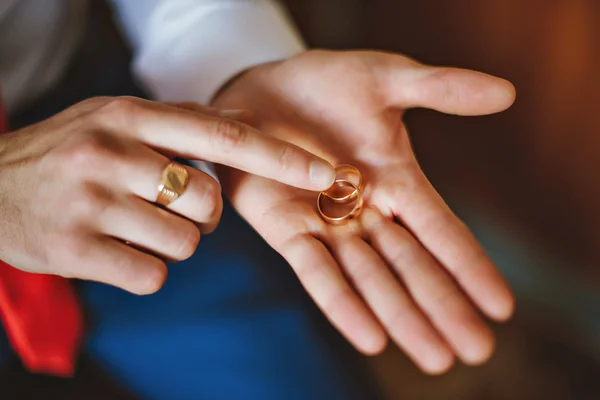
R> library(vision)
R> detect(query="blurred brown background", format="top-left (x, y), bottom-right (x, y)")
top-left (281, 0), bottom-right (600, 399)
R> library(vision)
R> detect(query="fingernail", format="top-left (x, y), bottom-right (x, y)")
top-left (309, 160), bottom-right (336, 189)
top-left (218, 109), bottom-right (245, 118)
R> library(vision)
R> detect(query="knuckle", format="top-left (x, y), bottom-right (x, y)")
top-left (213, 119), bottom-right (248, 151)
top-left (103, 96), bottom-right (143, 113)
top-left (387, 308), bottom-right (414, 333)
top-left (432, 71), bottom-right (462, 106)
top-left (63, 97), bottom-right (111, 121)
top-left (77, 96), bottom-right (112, 110)
top-left (94, 96), bottom-right (144, 125)
top-left (389, 241), bottom-right (417, 272)
top-left (69, 182), bottom-right (114, 222)
top-left (198, 177), bottom-right (222, 218)
top-left (350, 264), bottom-right (378, 287)
top-left (175, 223), bottom-right (201, 260)
top-left (55, 236), bottom-right (92, 277)
top-left (61, 132), bottom-right (116, 171)
top-left (276, 142), bottom-right (297, 172)
top-left (76, 97), bottom-right (101, 109)
top-left (431, 284), bottom-right (462, 311)
top-left (294, 260), bottom-right (320, 281)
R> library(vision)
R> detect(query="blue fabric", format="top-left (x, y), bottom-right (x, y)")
top-left (79, 202), bottom-right (375, 400)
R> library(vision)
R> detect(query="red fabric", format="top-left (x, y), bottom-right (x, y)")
top-left (0, 97), bottom-right (82, 376)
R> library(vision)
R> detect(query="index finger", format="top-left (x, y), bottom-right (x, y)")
top-left (99, 97), bottom-right (335, 191)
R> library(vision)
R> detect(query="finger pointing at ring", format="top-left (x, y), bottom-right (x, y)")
top-left (97, 97), bottom-right (336, 191)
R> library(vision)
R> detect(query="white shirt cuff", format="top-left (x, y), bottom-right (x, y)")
top-left (131, 0), bottom-right (306, 105)
top-left (117, 0), bottom-right (306, 183)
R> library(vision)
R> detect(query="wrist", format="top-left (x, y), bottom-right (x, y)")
top-left (210, 68), bottom-right (251, 106)
top-left (211, 60), bottom-right (283, 107)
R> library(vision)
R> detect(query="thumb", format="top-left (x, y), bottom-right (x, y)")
top-left (382, 58), bottom-right (516, 116)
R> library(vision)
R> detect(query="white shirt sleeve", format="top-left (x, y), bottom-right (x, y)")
top-left (108, 0), bottom-right (306, 181)
top-left (111, 0), bottom-right (306, 104)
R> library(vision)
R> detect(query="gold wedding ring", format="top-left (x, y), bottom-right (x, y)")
top-left (156, 162), bottom-right (189, 207)
top-left (321, 164), bottom-right (363, 203)
top-left (317, 165), bottom-right (365, 225)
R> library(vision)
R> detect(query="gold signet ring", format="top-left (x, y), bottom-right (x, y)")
top-left (156, 162), bottom-right (189, 207)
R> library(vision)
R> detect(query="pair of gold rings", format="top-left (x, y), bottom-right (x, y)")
top-left (317, 165), bottom-right (364, 225)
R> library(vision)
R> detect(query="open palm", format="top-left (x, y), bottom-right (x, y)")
top-left (213, 50), bottom-right (516, 374)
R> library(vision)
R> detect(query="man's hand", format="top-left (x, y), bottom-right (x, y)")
top-left (0, 96), bottom-right (335, 294)
top-left (213, 50), bottom-right (516, 374)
